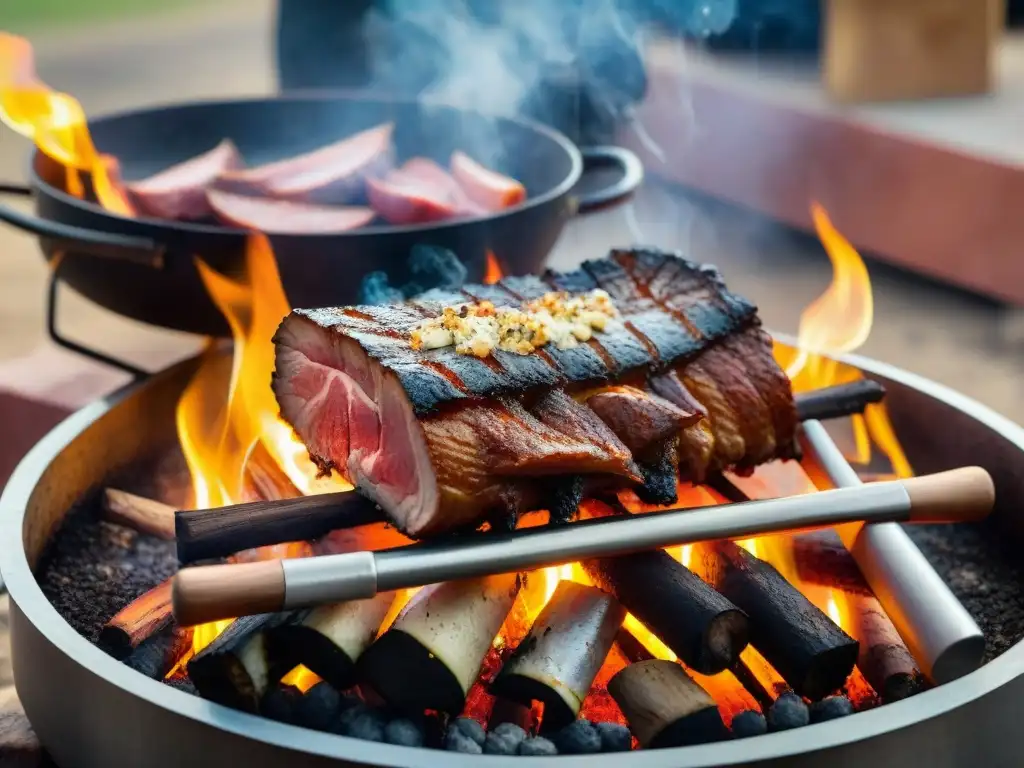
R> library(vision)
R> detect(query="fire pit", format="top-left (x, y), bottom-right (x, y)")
top-left (0, 43), bottom-right (1017, 758)
top-left (2, 340), bottom-right (1024, 767)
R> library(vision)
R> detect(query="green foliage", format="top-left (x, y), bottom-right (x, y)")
top-left (1, 0), bottom-right (203, 33)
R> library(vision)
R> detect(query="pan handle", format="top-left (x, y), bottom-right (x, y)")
top-left (573, 146), bottom-right (644, 214)
top-left (0, 183), bottom-right (165, 268)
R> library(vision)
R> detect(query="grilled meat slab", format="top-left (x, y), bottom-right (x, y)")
top-left (273, 248), bottom-right (799, 537)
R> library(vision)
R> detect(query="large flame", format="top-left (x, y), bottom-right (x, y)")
top-left (775, 202), bottom-right (911, 478)
top-left (0, 33), bottom-right (132, 214)
top-left (177, 234), bottom-right (351, 508)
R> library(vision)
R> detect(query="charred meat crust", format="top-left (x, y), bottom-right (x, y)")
top-left (288, 249), bottom-right (760, 416)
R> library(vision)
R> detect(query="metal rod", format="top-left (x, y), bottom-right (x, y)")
top-left (794, 379), bottom-right (886, 422)
top-left (171, 467), bottom-right (993, 626)
top-left (800, 420), bottom-right (985, 684)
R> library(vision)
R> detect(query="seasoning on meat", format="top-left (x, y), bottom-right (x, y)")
top-left (409, 290), bottom-right (618, 358)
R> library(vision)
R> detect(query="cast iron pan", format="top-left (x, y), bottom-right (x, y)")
top-left (0, 94), bottom-right (643, 337)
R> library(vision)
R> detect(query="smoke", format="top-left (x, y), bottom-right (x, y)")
top-left (356, 1), bottom-right (751, 263)
top-left (363, 0), bottom-right (650, 144)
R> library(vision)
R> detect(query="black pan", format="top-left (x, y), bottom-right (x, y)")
top-left (0, 94), bottom-right (642, 338)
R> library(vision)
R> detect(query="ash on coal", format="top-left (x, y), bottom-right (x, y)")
top-left (36, 446), bottom-right (187, 645)
top-left (905, 521), bottom-right (1024, 662)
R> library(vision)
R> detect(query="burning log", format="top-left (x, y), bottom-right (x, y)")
top-left (730, 657), bottom-right (780, 711)
top-left (793, 380), bottom-right (886, 423)
top-left (584, 549), bottom-right (749, 674)
top-left (98, 579), bottom-right (173, 659)
top-left (175, 491), bottom-right (382, 564)
top-left (716, 474), bottom-right (924, 703)
top-left (101, 489), bottom-right (175, 540)
top-left (124, 627), bottom-right (191, 681)
top-left (792, 531), bottom-right (924, 702)
top-left (491, 580), bottom-right (625, 729)
top-left (187, 614), bottom-right (288, 713)
top-left (697, 540), bottom-right (859, 701)
top-left (245, 440), bottom-right (302, 502)
top-left (580, 502), bottom-right (749, 674)
top-left (608, 660), bottom-right (728, 749)
top-left (358, 574), bottom-right (521, 715)
top-left (801, 419), bottom-right (985, 684)
top-left (265, 593), bottom-right (396, 691)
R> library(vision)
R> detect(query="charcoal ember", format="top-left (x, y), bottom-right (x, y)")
top-left (809, 695), bottom-right (854, 723)
top-left (767, 692), bottom-right (809, 732)
top-left (123, 629), bottom-right (178, 680)
top-left (491, 722), bottom-right (527, 745)
top-left (163, 677), bottom-right (198, 696)
top-left (338, 704), bottom-right (387, 741)
top-left (484, 722), bottom-right (527, 754)
top-left (483, 731), bottom-right (519, 755)
top-left (358, 271), bottom-right (404, 305)
top-left (294, 682), bottom-right (344, 731)
top-left (407, 244), bottom-right (467, 292)
top-left (445, 729), bottom-right (484, 754)
top-left (731, 710), bottom-right (767, 738)
top-left (448, 717), bottom-right (486, 746)
top-left (594, 721), bottom-right (632, 752)
top-left (550, 719), bottom-right (603, 754)
top-left (384, 718), bottom-right (425, 747)
top-left (262, 684), bottom-right (302, 724)
top-left (518, 736), bottom-right (559, 756)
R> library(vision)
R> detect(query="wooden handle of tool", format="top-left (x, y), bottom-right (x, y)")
top-left (172, 560), bottom-right (286, 627)
top-left (903, 467), bottom-right (995, 523)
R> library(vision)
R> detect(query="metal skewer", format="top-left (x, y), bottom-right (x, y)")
top-left (171, 467), bottom-right (994, 627)
top-left (800, 420), bottom-right (986, 684)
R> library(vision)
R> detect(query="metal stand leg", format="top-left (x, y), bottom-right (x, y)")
top-left (46, 267), bottom-right (149, 380)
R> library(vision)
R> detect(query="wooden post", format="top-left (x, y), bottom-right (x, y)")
top-left (824, 0), bottom-right (999, 102)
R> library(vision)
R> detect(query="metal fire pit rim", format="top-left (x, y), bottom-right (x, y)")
top-left (1, 344), bottom-right (1022, 767)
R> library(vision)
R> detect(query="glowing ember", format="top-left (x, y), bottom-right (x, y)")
top-left (281, 665), bottom-right (322, 693)
top-left (0, 33), bottom-right (133, 214)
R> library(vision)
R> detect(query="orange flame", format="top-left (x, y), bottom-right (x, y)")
top-left (176, 234), bottom-right (352, 509)
top-left (484, 250), bottom-right (502, 285)
top-left (0, 33), bottom-right (133, 214)
top-left (774, 202), bottom-right (911, 478)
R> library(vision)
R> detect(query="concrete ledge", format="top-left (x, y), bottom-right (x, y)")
top-left (623, 38), bottom-right (1024, 306)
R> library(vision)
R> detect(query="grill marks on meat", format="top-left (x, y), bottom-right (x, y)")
top-left (273, 249), bottom-right (798, 537)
